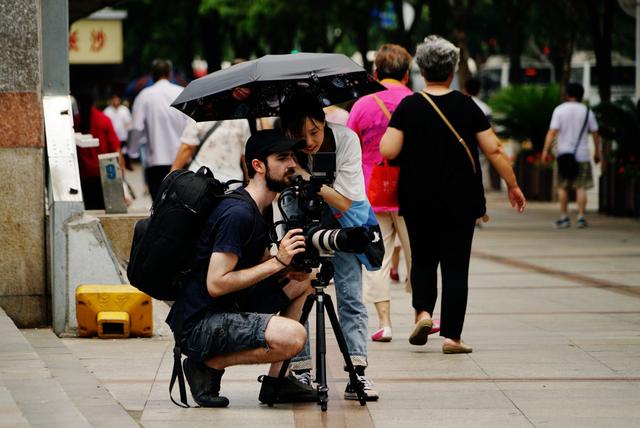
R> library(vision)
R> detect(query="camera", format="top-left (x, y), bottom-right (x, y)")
top-left (274, 153), bottom-right (371, 271)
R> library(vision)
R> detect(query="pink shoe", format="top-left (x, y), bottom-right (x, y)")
top-left (371, 326), bottom-right (392, 342)
top-left (429, 319), bottom-right (441, 335)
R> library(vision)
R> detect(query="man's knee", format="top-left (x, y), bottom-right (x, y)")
top-left (265, 316), bottom-right (306, 356)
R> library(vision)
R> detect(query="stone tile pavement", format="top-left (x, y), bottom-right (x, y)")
top-left (2, 193), bottom-right (640, 427)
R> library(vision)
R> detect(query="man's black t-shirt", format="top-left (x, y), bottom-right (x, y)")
top-left (388, 90), bottom-right (490, 222)
top-left (166, 187), bottom-right (269, 332)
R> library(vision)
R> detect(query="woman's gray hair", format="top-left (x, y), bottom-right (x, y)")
top-left (415, 35), bottom-right (460, 82)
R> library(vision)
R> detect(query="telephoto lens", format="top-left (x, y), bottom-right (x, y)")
top-left (310, 226), bottom-right (370, 254)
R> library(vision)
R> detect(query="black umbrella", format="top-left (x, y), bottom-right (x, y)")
top-left (171, 53), bottom-right (385, 121)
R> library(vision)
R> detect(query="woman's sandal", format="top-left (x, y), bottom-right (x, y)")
top-left (408, 318), bottom-right (433, 345)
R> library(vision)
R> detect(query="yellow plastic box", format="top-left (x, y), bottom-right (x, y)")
top-left (76, 284), bottom-right (153, 338)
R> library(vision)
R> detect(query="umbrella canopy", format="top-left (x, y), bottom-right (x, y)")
top-left (171, 53), bottom-right (385, 121)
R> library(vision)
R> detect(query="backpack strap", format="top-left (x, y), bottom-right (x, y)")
top-left (221, 191), bottom-right (259, 245)
top-left (419, 90), bottom-right (477, 174)
top-left (169, 278), bottom-right (190, 408)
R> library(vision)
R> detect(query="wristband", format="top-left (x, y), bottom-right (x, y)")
top-left (274, 256), bottom-right (289, 268)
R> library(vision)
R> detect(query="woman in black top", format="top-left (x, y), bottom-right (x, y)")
top-left (380, 35), bottom-right (526, 354)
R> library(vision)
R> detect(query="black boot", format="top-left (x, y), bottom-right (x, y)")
top-left (182, 358), bottom-right (230, 407)
top-left (258, 374), bottom-right (318, 404)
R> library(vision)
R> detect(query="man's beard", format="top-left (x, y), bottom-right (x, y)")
top-left (265, 166), bottom-right (295, 193)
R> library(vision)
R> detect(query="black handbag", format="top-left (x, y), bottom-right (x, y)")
top-left (557, 153), bottom-right (579, 180)
top-left (557, 106), bottom-right (590, 180)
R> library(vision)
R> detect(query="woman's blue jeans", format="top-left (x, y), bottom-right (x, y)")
top-left (290, 251), bottom-right (369, 369)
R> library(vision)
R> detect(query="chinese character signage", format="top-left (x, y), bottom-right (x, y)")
top-left (69, 20), bottom-right (123, 64)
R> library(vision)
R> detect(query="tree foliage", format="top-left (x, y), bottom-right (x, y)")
top-left (117, 0), bottom-right (636, 96)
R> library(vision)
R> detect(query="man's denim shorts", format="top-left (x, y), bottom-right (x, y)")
top-left (183, 311), bottom-right (273, 361)
top-left (182, 277), bottom-right (291, 362)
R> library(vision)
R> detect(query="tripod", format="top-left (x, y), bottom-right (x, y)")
top-left (271, 260), bottom-right (366, 411)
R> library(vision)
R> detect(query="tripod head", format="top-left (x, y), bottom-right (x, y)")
top-left (311, 259), bottom-right (334, 290)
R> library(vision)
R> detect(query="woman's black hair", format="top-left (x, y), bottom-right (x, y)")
top-left (279, 92), bottom-right (325, 135)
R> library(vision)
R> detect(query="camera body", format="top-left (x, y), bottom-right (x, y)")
top-left (276, 153), bottom-right (370, 271)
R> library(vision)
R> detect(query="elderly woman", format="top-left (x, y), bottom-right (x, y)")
top-left (380, 35), bottom-right (526, 353)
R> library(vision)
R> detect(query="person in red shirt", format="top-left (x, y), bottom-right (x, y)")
top-left (74, 92), bottom-right (124, 209)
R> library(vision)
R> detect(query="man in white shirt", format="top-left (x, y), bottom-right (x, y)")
top-left (129, 59), bottom-right (189, 199)
top-left (103, 94), bottom-right (132, 145)
top-left (543, 83), bottom-right (601, 228)
top-left (103, 94), bottom-right (132, 168)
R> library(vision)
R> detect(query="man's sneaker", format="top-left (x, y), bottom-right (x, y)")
top-left (576, 217), bottom-right (588, 228)
top-left (258, 374), bottom-right (318, 404)
top-left (554, 217), bottom-right (570, 229)
top-left (291, 369), bottom-right (314, 386)
top-left (371, 326), bottom-right (392, 342)
top-left (182, 358), bottom-right (229, 408)
top-left (344, 374), bottom-right (379, 401)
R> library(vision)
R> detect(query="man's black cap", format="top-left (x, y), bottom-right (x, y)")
top-left (245, 129), bottom-right (305, 164)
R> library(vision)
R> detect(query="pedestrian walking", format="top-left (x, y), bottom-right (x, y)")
top-left (380, 35), bottom-right (526, 354)
top-left (346, 43), bottom-right (414, 343)
top-left (542, 82), bottom-right (601, 228)
top-left (103, 93), bottom-right (132, 168)
top-left (129, 59), bottom-right (188, 199)
top-left (74, 91), bottom-right (125, 210)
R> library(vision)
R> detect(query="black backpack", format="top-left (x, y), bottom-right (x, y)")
top-left (127, 166), bottom-right (250, 407)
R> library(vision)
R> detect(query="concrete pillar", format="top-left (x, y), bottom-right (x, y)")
top-left (0, 0), bottom-right (47, 326)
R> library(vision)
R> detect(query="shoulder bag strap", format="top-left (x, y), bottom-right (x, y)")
top-left (372, 95), bottom-right (393, 167)
top-left (573, 106), bottom-right (590, 155)
top-left (372, 94), bottom-right (392, 120)
top-left (188, 121), bottom-right (225, 169)
top-left (419, 90), bottom-right (477, 174)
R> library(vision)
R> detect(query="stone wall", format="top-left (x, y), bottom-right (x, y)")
top-left (0, 0), bottom-right (47, 326)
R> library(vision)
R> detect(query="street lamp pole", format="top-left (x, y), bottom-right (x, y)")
top-left (636, 1), bottom-right (639, 100)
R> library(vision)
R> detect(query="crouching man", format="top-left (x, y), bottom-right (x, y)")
top-left (166, 130), bottom-right (318, 407)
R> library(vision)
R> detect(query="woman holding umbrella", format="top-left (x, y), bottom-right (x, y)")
top-left (279, 92), bottom-right (379, 402)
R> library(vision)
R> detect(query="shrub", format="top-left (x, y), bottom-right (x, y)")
top-left (488, 84), bottom-right (561, 152)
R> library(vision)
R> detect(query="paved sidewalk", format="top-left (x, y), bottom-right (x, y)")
top-left (5, 193), bottom-right (640, 427)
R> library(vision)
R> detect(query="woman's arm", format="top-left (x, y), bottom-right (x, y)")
top-left (294, 164), bottom-right (352, 211)
top-left (379, 127), bottom-right (404, 160)
top-left (477, 128), bottom-right (526, 213)
top-left (318, 185), bottom-right (351, 211)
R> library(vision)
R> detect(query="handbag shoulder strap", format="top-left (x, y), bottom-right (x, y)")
top-left (372, 95), bottom-right (392, 165)
top-left (419, 90), bottom-right (477, 174)
top-left (372, 94), bottom-right (392, 120)
top-left (573, 106), bottom-right (590, 155)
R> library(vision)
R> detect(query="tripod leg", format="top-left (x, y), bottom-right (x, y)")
top-left (323, 295), bottom-right (367, 406)
top-left (272, 292), bottom-right (316, 407)
top-left (315, 292), bottom-right (329, 411)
